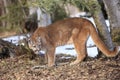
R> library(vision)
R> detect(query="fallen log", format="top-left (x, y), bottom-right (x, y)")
top-left (0, 39), bottom-right (36, 59)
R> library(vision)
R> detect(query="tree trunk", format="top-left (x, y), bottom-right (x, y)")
top-left (103, 0), bottom-right (120, 45)
top-left (93, 9), bottom-right (114, 50)
top-left (18, 0), bottom-right (27, 18)
top-left (0, 0), bottom-right (6, 27)
top-left (0, 0), bottom-right (3, 26)
top-left (2, 0), bottom-right (10, 28)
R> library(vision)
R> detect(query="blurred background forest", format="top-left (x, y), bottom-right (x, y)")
top-left (0, 0), bottom-right (120, 46)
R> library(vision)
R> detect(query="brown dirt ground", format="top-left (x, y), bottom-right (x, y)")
top-left (0, 53), bottom-right (120, 80)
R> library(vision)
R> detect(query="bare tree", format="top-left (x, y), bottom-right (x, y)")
top-left (92, 0), bottom-right (114, 50)
top-left (93, 10), bottom-right (114, 50)
top-left (103, 0), bottom-right (120, 45)
top-left (0, 0), bottom-right (6, 27)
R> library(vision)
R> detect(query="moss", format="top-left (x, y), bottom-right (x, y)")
top-left (112, 28), bottom-right (120, 45)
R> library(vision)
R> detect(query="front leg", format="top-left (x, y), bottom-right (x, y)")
top-left (46, 47), bottom-right (55, 67)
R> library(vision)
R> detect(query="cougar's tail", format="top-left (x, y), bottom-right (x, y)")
top-left (89, 23), bottom-right (119, 57)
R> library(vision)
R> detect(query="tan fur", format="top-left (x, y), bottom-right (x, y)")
top-left (29, 18), bottom-right (119, 67)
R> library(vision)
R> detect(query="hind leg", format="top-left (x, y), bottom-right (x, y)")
top-left (70, 29), bottom-right (89, 65)
top-left (70, 39), bottom-right (87, 65)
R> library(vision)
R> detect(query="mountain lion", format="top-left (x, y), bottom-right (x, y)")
top-left (28, 18), bottom-right (120, 67)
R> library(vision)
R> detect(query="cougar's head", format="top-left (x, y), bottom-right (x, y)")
top-left (28, 37), bottom-right (42, 54)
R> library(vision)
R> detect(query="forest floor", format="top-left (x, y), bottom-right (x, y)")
top-left (0, 53), bottom-right (120, 80)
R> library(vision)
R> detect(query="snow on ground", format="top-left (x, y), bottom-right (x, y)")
top-left (2, 16), bottom-right (110, 57)
top-left (3, 35), bottom-right (25, 45)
